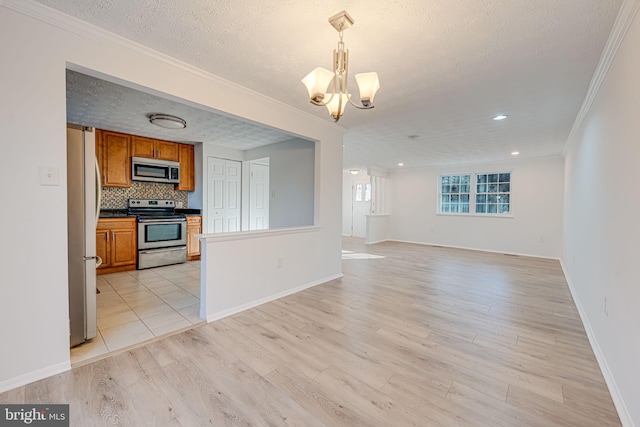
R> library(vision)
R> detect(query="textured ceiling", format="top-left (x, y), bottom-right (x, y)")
top-left (39, 0), bottom-right (622, 171)
top-left (66, 70), bottom-right (295, 150)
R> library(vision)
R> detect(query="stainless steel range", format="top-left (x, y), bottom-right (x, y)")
top-left (128, 199), bottom-right (187, 269)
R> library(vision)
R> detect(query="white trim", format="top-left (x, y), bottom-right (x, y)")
top-left (0, 361), bottom-right (70, 394)
top-left (437, 171), bottom-right (513, 216)
top-left (388, 239), bottom-right (560, 260)
top-left (199, 225), bottom-right (320, 243)
top-left (365, 239), bottom-right (389, 245)
top-left (206, 273), bottom-right (343, 323)
top-left (564, 0), bottom-right (640, 155)
top-left (436, 212), bottom-right (514, 219)
top-left (559, 260), bottom-right (632, 427)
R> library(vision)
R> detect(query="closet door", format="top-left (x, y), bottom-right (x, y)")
top-left (207, 157), bottom-right (242, 233)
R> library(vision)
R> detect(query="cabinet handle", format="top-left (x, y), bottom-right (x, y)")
top-left (103, 175), bottom-right (106, 185)
top-left (111, 231), bottom-right (115, 241)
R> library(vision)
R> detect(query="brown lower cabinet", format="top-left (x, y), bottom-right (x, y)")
top-left (187, 216), bottom-right (202, 261)
top-left (97, 218), bottom-right (137, 274)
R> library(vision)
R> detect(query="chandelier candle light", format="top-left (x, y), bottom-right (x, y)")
top-left (301, 11), bottom-right (380, 122)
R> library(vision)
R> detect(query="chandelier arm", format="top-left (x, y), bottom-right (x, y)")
top-left (347, 99), bottom-right (375, 110)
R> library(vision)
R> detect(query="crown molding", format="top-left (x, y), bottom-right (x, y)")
top-left (563, 0), bottom-right (640, 156)
top-left (0, 0), bottom-right (342, 132)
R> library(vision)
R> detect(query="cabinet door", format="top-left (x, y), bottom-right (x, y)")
top-left (186, 216), bottom-right (201, 258)
top-left (99, 130), bottom-right (131, 187)
top-left (95, 229), bottom-right (110, 269)
top-left (131, 136), bottom-right (155, 159)
top-left (175, 144), bottom-right (195, 191)
top-left (155, 140), bottom-right (179, 162)
top-left (110, 228), bottom-right (137, 267)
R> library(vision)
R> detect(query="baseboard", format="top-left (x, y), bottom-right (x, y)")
top-left (365, 239), bottom-right (389, 245)
top-left (386, 239), bottom-right (560, 260)
top-left (206, 273), bottom-right (344, 323)
top-left (0, 361), bottom-right (70, 394)
top-left (559, 259), bottom-right (633, 427)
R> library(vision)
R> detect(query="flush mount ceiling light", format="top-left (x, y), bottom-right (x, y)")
top-left (493, 114), bottom-right (508, 121)
top-left (350, 169), bottom-right (359, 175)
top-left (511, 151), bottom-right (520, 156)
top-left (149, 114), bottom-right (187, 129)
top-left (301, 10), bottom-right (380, 122)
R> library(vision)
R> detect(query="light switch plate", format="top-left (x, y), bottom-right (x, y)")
top-left (39, 166), bottom-right (60, 186)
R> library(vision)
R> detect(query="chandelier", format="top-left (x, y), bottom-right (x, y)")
top-left (301, 11), bottom-right (380, 122)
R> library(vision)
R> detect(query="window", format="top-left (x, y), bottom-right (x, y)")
top-left (355, 183), bottom-right (363, 201)
top-left (440, 174), bottom-right (470, 213)
top-left (439, 172), bottom-right (511, 215)
top-left (365, 183), bottom-right (371, 202)
top-left (475, 172), bottom-right (511, 214)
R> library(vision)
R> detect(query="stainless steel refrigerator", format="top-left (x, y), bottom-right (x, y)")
top-left (67, 124), bottom-right (101, 347)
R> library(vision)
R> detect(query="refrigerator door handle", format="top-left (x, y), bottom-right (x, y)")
top-left (95, 156), bottom-right (102, 225)
top-left (83, 255), bottom-right (103, 267)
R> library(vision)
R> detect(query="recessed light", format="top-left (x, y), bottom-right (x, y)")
top-left (398, 162), bottom-right (404, 166)
top-left (349, 169), bottom-right (359, 175)
top-left (493, 114), bottom-right (508, 121)
top-left (511, 151), bottom-right (520, 156)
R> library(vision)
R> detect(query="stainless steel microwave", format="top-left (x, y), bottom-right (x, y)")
top-left (131, 157), bottom-right (180, 184)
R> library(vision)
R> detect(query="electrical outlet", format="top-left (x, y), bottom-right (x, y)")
top-left (277, 256), bottom-right (285, 268)
top-left (604, 297), bottom-right (608, 317)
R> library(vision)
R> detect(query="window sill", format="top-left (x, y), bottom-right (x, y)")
top-left (436, 212), bottom-right (514, 219)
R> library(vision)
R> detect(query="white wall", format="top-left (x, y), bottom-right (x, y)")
top-left (0, 1), bottom-right (342, 392)
top-left (246, 139), bottom-right (315, 228)
top-left (563, 5), bottom-right (640, 424)
top-left (388, 156), bottom-right (564, 258)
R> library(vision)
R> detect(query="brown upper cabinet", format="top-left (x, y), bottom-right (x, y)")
top-left (175, 144), bottom-right (195, 191)
top-left (96, 129), bottom-right (131, 188)
top-left (131, 135), bottom-right (179, 162)
top-left (97, 129), bottom-right (194, 190)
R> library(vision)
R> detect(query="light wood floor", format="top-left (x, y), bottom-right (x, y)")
top-left (1, 238), bottom-right (621, 426)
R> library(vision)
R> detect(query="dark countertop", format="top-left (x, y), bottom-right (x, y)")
top-left (99, 209), bottom-right (201, 218)
top-left (99, 209), bottom-right (132, 218)
top-left (176, 209), bottom-right (201, 216)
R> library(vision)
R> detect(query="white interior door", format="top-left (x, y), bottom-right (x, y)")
top-left (352, 179), bottom-right (370, 238)
top-left (207, 157), bottom-right (242, 233)
top-left (250, 162), bottom-right (269, 230)
top-left (225, 160), bottom-right (241, 232)
top-left (208, 157), bottom-right (226, 233)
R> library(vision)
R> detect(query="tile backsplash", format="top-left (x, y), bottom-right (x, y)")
top-left (101, 181), bottom-right (189, 209)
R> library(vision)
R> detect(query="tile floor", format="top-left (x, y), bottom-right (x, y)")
top-left (70, 261), bottom-right (204, 365)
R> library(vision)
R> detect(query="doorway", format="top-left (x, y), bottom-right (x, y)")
top-left (249, 158), bottom-right (270, 230)
top-left (351, 178), bottom-right (371, 238)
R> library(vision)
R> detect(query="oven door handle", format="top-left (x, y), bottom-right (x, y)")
top-left (137, 218), bottom-right (187, 223)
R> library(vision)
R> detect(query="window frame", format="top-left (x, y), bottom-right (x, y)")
top-left (437, 171), bottom-right (514, 217)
